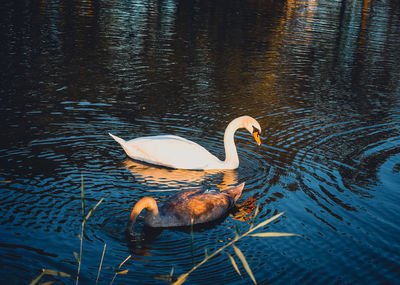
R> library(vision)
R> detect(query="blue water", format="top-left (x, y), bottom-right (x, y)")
top-left (1, 0), bottom-right (399, 284)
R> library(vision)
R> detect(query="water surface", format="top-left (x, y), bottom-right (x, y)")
top-left (1, 0), bottom-right (399, 284)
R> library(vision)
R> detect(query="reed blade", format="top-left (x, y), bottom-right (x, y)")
top-left (174, 273), bottom-right (189, 285)
top-left (226, 252), bottom-right (241, 277)
top-left (232, 245), bottom-right (256, 285)
top-left (29, 271), bottom-right (45, 285)
top-left (82, 198), bottom-right (104, 226)
top-left (249, 205), bottom-right (260, 230)
top-left (73, 252), bottom-right (80, 263)
top-left (96, 243), bottom-right (107, 284)
top-left (81, 174), bottom-right (85, 217)
top-left (250, 212), bottom-right (284, 232)
top-left (42, 269), bottom-right (71, 277)
top-left (30, 268), bottom-right (70, 285)
top-left (118, 255), bottom-right (131, 268)
top-left (249, 232), bottom-right (298, 237)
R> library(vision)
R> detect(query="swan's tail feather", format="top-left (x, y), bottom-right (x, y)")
top-left (223, 182), bottom-right (245, 202)
top-left (109, 133), bottom-right (139, 159)
top-left (109, 133), bottom-right (126, 146)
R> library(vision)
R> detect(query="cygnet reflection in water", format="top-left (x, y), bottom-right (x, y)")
top-left (126, 183), bottom-right (245, 234)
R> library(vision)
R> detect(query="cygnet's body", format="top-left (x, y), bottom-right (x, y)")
top-left (109, 116), bottom-right (261, 170)
top-left (127, 183), bottom-right (244, 232)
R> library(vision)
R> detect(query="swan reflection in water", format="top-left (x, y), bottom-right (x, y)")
top-left (122, 159), bottom-right (240, 191)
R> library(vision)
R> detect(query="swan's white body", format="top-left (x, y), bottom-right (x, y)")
top-left (109, 115), bottom-right (261, 170)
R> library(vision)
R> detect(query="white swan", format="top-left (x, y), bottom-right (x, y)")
top-left (109, 115), bottom-right (261, 170)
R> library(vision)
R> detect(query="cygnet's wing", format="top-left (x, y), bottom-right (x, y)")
top-left (160, 189), bottom-right (232, 226)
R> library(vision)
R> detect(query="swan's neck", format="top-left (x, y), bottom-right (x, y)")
top-left (223, 118), bottom-right (242, 169)
top-left (127, 197), bottom-right (159, 233)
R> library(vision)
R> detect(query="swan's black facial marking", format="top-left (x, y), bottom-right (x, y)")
top-left (252, 126), bottom-right (261, 136)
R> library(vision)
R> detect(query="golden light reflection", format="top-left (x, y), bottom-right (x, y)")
top-left (80, 0), bottom-right (95, 18)
top-left (361, 0), bottom-right (370, 31)
top-left (358, 0), bottom-right (370, 46)
top-left (282, 0), bottom-right (317, 46)
top-left (231, 196), bottom-right (257, 222)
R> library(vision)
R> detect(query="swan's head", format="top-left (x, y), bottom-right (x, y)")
top-left (242, 116), bottom-right (262, 146)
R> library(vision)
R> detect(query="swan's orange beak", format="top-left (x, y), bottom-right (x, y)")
top-left (253, 131), bottom-right (261, 146)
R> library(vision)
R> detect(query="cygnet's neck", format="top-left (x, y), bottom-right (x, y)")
top-left (127, 197), bottom-right (159, 233)
top-left (223, 117), bottom-right (244, 169)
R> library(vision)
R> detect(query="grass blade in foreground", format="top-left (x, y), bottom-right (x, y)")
top-left (109, 255), bottom-right (131, 285)
top-left (81, 174), bottom-right (85, 217)
top-left (173, 211), bottom-right (298, 285)
top-left (251, 212), bottom-right (284, 232)
top-left (233, 245), bottom-right (256, 284)
top-left (30, 269), bottom-right (71, 285)
top-left (226, 252), bottom-right (241, 277)
top-left (76, 178), bottom-right (104, 285)
top-left (249, 232), bottom-right (299, 237)
top-left (96, 243), bottom-right (107, 284)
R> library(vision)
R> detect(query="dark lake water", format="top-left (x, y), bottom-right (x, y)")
top-left (1, 0), bottom-right (400, 284)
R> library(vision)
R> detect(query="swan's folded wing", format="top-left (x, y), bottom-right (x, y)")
top-left (124, 135), bottom-right (222, 169)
